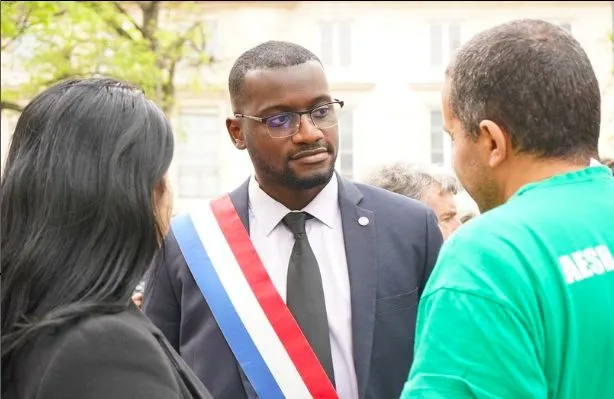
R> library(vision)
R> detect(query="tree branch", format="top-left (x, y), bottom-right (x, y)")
top-left (162, 21), bottom-right (203, 64)
top-left (112, 2), bottom-right (147, 38)
top-left (28, 72), bottom-right (82, 93)
top-left (88, 2), bottom-right (136, 42)
top-left (0, 7), bottom-right (32, 51)
top-left (139, 1), bottom-right (161, 43)
top-left (167, 36), bottom-right (188, 61)
top-left (0, 101), bottom-right (24, 113)
top-left (160, 58), bottom-right (177, 113)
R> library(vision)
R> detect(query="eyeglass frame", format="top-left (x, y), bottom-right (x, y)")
top-left (234, 99), bottom-right (345, 139)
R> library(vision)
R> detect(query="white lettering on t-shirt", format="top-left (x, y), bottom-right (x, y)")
top-left (559, 255), bottom-right (583, 284)
top-left (558, 245), bottom-right (614, 284)
top-left (596, 245), bottom-right (614, 272)
top-left (583, 247), bottom-right (605, 275)
top-left (571, 251), bottom-right (593, 279)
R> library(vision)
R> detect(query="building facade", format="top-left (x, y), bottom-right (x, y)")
top-left (2, 1), bottom-right (613, 213)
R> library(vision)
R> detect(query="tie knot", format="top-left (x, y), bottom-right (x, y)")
top-left (282, 211), bottom-right (313, 237)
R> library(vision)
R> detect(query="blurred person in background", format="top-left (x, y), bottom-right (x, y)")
top-left (459, 211), bottom-right (478, 224)
top-left (456, 190), bottom-right (480, 225)
top-left (1, 78), bottom-right (212, 399)
top-left (364, 162), bottom-right (461, 240)
top-left (401, 19), bottom-right (614, 398)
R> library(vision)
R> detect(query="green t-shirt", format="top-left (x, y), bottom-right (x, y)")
top-left (401, 165), bottom-right (614, 399)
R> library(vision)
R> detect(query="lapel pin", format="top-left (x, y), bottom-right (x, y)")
top-left (358, 216), bottom-right (369, 226)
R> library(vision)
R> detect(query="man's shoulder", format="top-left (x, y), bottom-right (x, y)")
top-left (443, 206), bottom-right (520, 257)
top-left (352, 181), bottom-right (431, 214)
top-left (426, 204), bottom-right (542, 296)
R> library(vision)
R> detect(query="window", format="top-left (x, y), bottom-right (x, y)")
top-left (430, 109), bottom-right (453, 167)
top-left (338, 110), bottom-right (354, 180)
top-left (430, 110), bottom-right (444, 164)
top-left (319, 21), bottom-right (352, 67)
top-left (176, 110), bottom-right (221, 198)
top-left (430, 22), bottom-right (461, 67)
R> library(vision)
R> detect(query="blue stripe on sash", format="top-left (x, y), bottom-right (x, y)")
top-left (172, 214), bottom-right (285, 399)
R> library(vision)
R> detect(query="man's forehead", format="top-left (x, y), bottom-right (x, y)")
top-left (438, 190), bottom-right (458, 210)
top-left (425, 186), bottom-right (457, 202)
top-left (243, 62), bottom-right (331, 112)
top-left (244, 61), bottom-right (325, 86)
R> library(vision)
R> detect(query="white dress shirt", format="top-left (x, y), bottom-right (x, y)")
top-left (248, 174), bottom-right (359, 399)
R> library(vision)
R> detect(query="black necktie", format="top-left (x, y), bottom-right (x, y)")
top-left (282, 211), bottom-right (335, 386)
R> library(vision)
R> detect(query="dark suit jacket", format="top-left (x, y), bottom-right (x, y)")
top-left (3, 303), bottom-right (213, 399)
top-left (144, 176), bottom-right (443, 399)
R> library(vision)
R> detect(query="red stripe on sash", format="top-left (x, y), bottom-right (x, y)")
top-left (210, 194), bottom-right (338, 399)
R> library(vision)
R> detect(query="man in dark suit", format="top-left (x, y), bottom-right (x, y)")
top-left (144, 40), bottom-right (443, 399)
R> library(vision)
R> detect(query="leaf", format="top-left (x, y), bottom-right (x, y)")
top-left (1, 1), bottom-right (215, 114)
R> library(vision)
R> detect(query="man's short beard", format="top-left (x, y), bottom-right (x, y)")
top-left (248, 146), bottom-right (337, 190)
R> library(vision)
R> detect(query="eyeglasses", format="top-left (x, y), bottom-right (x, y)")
top-left (234, 99), bottom-right (344, 139)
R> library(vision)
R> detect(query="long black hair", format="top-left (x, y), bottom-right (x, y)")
top-left (0, 78), bottom-right (174, 376)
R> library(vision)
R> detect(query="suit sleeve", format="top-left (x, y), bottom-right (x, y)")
top-left (35, 316), bottom-right (192, 399)
top-left (420, 209), bottom-right (443, 295)
top-left (143, 230), bottom-right (183, 351)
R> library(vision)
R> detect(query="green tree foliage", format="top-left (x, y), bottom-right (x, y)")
top-left (1, 1), bottom-right (213, 113)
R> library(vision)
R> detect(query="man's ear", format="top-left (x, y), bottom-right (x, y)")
top-left (478, 120), bottom-right (509, 168)
top-left (226, 118), bottom-right (246, 150)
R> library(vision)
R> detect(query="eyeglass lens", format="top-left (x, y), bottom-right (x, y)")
top-left (266, 102), bottom-right (341, 137)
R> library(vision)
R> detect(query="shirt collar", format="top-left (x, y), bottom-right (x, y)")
top-left (248, 173), bottom-right (339, 236)
top-left (512, 163), bottom-right (613, 199)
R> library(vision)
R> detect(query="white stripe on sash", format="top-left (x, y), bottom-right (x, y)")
top-left (191, 206), bottom-right (313, 398)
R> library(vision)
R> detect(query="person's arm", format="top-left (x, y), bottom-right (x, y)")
top-left (143, 230), bottom-right (183, 350)
top-left (35, 314), bottom-right (204, 399)
top-left (420, 209), bottom-right (444, 296)
top-left (401, 288), bottom-right (547, 399)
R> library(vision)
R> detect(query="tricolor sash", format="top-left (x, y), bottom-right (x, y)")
top-left (172, 194), bottom-right (339, 399)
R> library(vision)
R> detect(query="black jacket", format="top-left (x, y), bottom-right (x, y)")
top-left (3, 303), bottom-right (213, 399)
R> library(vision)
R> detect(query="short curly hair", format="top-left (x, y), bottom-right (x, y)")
top-left (228, 41), bottom-right (321, 110)
top-left (364, 162), bottom-right (460, 201)
top-left (446, 19), bottom-right (600, 161)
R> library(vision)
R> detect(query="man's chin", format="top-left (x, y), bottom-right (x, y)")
top-left (284, 166), bottom-right (335, 190)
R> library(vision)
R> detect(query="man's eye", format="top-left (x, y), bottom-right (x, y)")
top-left (267, 113), bottom-right (294, 128)
top-left (312, 105), bottom-right (331, 119)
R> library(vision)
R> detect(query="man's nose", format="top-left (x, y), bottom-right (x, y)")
top-left (292, 114), bottom-right (324, 143)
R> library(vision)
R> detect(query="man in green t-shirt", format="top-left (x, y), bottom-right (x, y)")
top-left (401, 19), bottom-right (614, 399)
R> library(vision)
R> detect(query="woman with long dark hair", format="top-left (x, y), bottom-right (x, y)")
top-left (1, 78), bottom-right (212, 399)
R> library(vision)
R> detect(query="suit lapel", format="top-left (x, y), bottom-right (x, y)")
top-left (338, 176), bottom-right (378, 399)
top-left (229, 178), bottom-right (250, 232)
